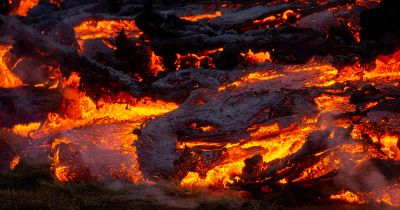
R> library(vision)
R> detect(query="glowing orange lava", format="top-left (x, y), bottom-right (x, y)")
top-left (180, 11), bottom-right (222, 22)
top-left (175, 48), bottom-right (222, 70)
top-left (10, 0), bottom-right (39, 16)
top-left (181, 50), bottom-right (400, 191)
top-left (330, 191), bottom-right (365, 204)
top-left (241, 50), bottom-right (271, 64)
top-left (74, 19), bottom-right (141, 41)
top-left (2, 2), bottom-right (400, 206)
top-left (9, 155), bottom-right (21, 171)
top-left (150, 52), bottom-right (165, 76)
top-left (0, 44), bottom-right (23, 88)
top-left (180, 123), bottom-right (314, 187)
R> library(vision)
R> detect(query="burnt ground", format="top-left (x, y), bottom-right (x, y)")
top-left (0, 161), bottom-right (396, 210)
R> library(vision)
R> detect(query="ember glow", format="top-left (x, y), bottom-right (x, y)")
top-left (330, 191), bottom-right (365, 204)
top-left (47, 90), bottom-right (178, 183)
top-left (176, 49), bottom-right (400, 205)
top-left (9, 155), bottom-right (20, 171)
top-left (5, 72), bottom-right (177, 183)
top-left (0, 44), bottom-right (23, 88)
top-left (241, 50), bottom-right (271, 65)
top-left (9, 0), bottom-right (39, 16)
top-left (175, 53), bottom-right (213, 70)
top-left (253, 9), bottom-right (301, 28)
top-left (180, 10), bottom-right (222, 22)
top-left (74, 19), bottom-right (141, 41)
top-left (150, 52), bottom-right (165, 76)
top-left (174, 48), bottom-right (222, 70)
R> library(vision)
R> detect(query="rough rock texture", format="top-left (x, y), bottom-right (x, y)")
top-left (136, 88), bottom-right (318, 180)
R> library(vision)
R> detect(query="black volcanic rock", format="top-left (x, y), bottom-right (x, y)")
top-left (360, 0), bottom-right (400, 41)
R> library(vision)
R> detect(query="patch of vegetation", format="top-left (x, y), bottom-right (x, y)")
top-left (0, 161), bottom-right (397, 210)
top-left (0, 161), bottom-right (172, 210)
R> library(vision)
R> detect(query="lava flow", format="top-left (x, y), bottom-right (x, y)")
top-left (0, 44), bottom-right (23, 88)
top-left (1, 0), bottom-right (400, 209)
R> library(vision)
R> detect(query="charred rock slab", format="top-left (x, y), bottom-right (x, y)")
top-left (136, 88), bottom-right (317, 180)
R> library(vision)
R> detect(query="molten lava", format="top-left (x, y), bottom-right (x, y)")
top-left (253, 9), bottom-right (301, 28)
top-left (8, 72), bottom-right (177, 183)
top-left (241, 50), bottom-right (271, 65)
top-left (0, 44), bottom-right (23, 88)
top-left (9, 155), bottom-right (20, 171)
top-left (175, 48), bottom-right (222, 70)
top-left (330, 191), bottom-right (365, 204)
top-left (74, 19), bottom-right (141, 41)
top-left (2, 0), bottom-right (400, 208)
top-left (9, 0), bottom-right (39, 16)
top-left (178, 49), bottom-right (400, 207)
top-left (180, 11), bottom-right (222, 22)
top-left (150, 52), bottom-right (165, 76)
